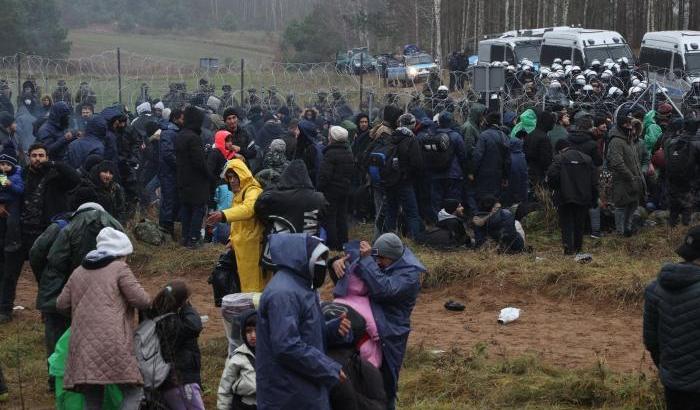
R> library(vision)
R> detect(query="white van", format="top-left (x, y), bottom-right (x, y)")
top-left (478, 37), bottom-right (542, 65)
top-left (539, 28), bottom-right (633, 67)
top-left (638, 31), bottom-right (700, 99)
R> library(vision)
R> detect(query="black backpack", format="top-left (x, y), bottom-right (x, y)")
top-left (208, 249), bottom-right (240, 307)
top-left (421, 132), bottom-right (454, 171)
top-left (666, 136), bottom-right (693, 180)
top-left (366, 138), bottom-right (401, 188)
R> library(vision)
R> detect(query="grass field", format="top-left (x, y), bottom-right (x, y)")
top-left (68, 28), bottom-right (278, 66)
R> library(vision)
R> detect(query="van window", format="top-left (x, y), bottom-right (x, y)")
top-left (687, 53), bottom-right (700, 75)
top-left (573, 49), bottom-right (584, 67)
top-left (505, 47), bottom-right (516, 65)
top-left (639, 47), bottom-right (672, 73)
top-left (540, 45), bottom-right (571, 66)
top-left (673, 53), bottom-right (684, 73)
top-left (490, 45), bottom-right (505, 62)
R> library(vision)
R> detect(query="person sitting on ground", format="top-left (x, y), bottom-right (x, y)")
top-left (472, 195), bottom-right (525, 253)
top-left (150, 280), bottom-right (205, 409)
top-left (644, 226), bottom-right (700, 408)
top-left (217, 309), bottom-right (258, 410)
top-left (332, 234), bottom-right (425, 410)
top-left (415, 199), bottom-right (471, 249)
top-left (56, 227), bottom-right (151, 410)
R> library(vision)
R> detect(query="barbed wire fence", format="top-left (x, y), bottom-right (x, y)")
top-left (1, 50), bottom-right (698, 123)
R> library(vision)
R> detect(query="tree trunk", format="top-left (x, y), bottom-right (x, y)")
top-left (505, 0), bottom-right (510, 30)
top-left (434, 0), bottom-right (442, 64)
top-left (562, 0), bottom-right (569, 25)
top-left (683, 0), bottom-right (690, 29)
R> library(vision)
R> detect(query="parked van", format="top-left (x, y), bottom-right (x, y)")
top-left (478, 37), bottom-right (542, 65)
top-left (638, 31), bottom-right (700, 99)
top-left (539, 28), bottom-right (633, 67)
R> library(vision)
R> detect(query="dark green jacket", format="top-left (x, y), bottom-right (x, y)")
top-left (606, 127), bottom-right (644, 206)
top-left (31, 206), bottom-right (123, 312)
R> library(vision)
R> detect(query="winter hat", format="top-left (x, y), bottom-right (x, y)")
top-left (223, 107), bottom-right (240, 120)
top-left (0, 153), bottom-right (17, 167)
top-left (136, 101), bottom-right (151, 116)
top-left (207, 95), bottom-right (222, 112)
top-left (269, 139), bottom-right (286, 153)
top-left (77, 202), bottom-right (106, 213)
top-left (95, 227), bottom-right (133, 257)
top-left (676, 225), bottom-right (700, 261)
top-left (373, 233), bottom-right (404, 261)
top-left (398, 113), bottom-right (416, 129)
top-left (657, 103), bottom-right (673, 118)
top-left (383, 105), bottom-right (403, 128)
top-left (442, 198), bottom-right (460, 215)
top-left (153, 101), bottom-right (165, 111)
top-left (329, 125), bottom-right (349, 143)
top-left (0, 111), bottom-right (14, 128)
top-left (83, 154), bottom-right (103, 173)
top-left (183, 106), bottom-right (205, 131)
top-left (438, 111), bottom-right (453, 128)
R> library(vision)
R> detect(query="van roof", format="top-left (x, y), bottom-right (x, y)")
top-left (480, 37), bottom-right (542, 47)
top-left (543, 28), bottom-right (628, 46)
top-left (642, 31), bottom-right (700, 48)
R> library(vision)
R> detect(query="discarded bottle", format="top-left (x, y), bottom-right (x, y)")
top-left (498, 307), bottom-right (520, 324)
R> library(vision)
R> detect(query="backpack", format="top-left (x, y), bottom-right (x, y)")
top-left (134, 313), bottom-right (175, 390)
top-left (208, 249), bottom-right (240, 307)
top-left (666, 137), bottom-right (693, 180)
top-left (260, 215), bottom-right (296, 272)
top-left (366, 138), bottom-right (401, 188)
top-left (134, 219), bottom-right (168, 246)
top-left (421, 132), bottom-right (454, 171)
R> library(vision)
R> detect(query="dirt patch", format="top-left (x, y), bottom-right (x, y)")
top-left (409, 282), bottom-right (652, 374)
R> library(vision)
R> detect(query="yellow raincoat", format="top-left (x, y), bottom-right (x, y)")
top-left (221, 159), bottom-right (266, 292)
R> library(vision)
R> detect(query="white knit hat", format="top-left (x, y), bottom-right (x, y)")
top-left (95, 227), bottom-right (133, 257)
top-left (136, 101), bottom-right (151, 116)
top-left (329, 125), bottom-right (348, 143)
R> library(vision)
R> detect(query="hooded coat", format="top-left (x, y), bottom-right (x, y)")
top-left (217, 310), bottom-right (257, 410)
top-left (606, 126), bottom-right (644, 206)
top-left (66, 116), bottom-right (106, 169)
top-left (32, 205), bottom-right (123, 312)
top-left (255, 233), bottom-right (342, 410)
top-left (509, 108), bottom-right (537, 139)
top-left (294, 120), bottom-right (324, 187)
top-left (176, 107), bottom-right (211, 205)
top-left (350, 245), bottom-right (425, 400)
top-left (524, 110), bottom-right (555, 186)
top-left (505, 138), bottom-right (528, 205)
top-left (473, 125), bottom-right (511, 199)
top-left (255, 121), bottom-right (285, 154)
top-left (208, 130), bottom-right (235, 203)
top-left (56, 257), bottom-right (150, 389)
top-left (643, 110), bottom-right (663, 155)
top-left (254, 160), bottom-right (327, 235)
top-left (460, 103), bottom-right (486, 163)
top-left (221, 159), bottom-right (266, 292)
top-left (644, 262), bottom-right (700, 392)
top-left (37, 102), bottom-right (72, 161)
top-left (568, 128), bottom-right (603, 167)
top-left (318, 143), bottom-right (354, 199)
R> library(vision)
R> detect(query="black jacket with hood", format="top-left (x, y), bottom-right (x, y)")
top-left (644, 262), bottom-right (700, 392)
top-left (175, 107), bottom-right (211, 205)
top-left (568, 128), bottom-right (603, 167)
top-left (318, 143), bottom-right (354, 199)
top-left (155, 303), bottom-right (203, 388)
top-left (524, 110), bottom-right (555, 186)
top-left (546, 148), bottom-right (599, 207)
top-left (254, 160), bottom-right (327, 235)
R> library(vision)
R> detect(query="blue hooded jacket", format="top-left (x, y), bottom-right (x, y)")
top-left (66, 115), bottom-right (106, 169)
top-left (432, 126), bottom-right (468, 180)
top-left (100, 106), bottom-right (123, 163)
top-left (37, 102), bottom-right (72, 161)
top-left (256, 233), bottom-right (343, 410)
top-left (506, 138), bottom-right (528, 205)
top-left (342, 242), bottom-right (425, 399)
top-left (158, 121), bottom-right (179, 180)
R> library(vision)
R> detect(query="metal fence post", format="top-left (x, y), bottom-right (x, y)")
top-left (117, 48), bottom-right (122, 105)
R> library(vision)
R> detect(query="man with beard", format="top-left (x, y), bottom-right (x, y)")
top-left (0, 143), bottom-right (80, 325)
top-left (223, 107), bottom-right (255, 163)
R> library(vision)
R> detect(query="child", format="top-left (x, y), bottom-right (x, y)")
top-left (150, 280), bottom-right (205, 410)
top-left (0, 154), bottom-right (23, 255)
top-left (212, 182), bottom-right (233, 244)
top-left (217, 309), bottom-right (257, 410)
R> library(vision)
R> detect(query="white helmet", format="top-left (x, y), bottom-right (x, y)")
top-left (582, 84), bottom-right (594, 92)
top-left (608, 86), bottom-right (622, 97)
top-left (438, 85), bottom-right (449, 92)
top-left (551, 63), bottom-right (563, 71)
top-left (632, 78), bottom-right (641, 87)
top-left (591, 59), bottom-right (601, 66)
top-left (562, 59), bottom-right (572, 66)
top-left (553, 58), bottom-right (563, 64)
top-left (601, 70), bottom-right (613, 79)
top-left (575, 75), bottom-right (586, 86)
top-left (550, 80), bottom-right (562, 89)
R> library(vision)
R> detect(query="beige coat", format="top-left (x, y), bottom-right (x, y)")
top-left (56, 259), bottom-right (151, 389)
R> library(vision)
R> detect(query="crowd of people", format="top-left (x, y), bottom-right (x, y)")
top-left (0, 52), bottom-right (697, 408)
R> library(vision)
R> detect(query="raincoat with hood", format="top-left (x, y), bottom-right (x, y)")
top-left (37, 101), bottom-right (72, 161)
top-left (208, 130), bottom-right (235, 203)
top-left (349, 243), bottom-right (425, 402)
top-left (255, 233), bottom-right (343, 410)
top-left (221, 159), bottom-right (265, 292)
top-left (509, 108), bottom-right (537, 139)
top-left (643, 110), bottom-right (663, 155)
top-left (66, 115), bottom-right (106, 169)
